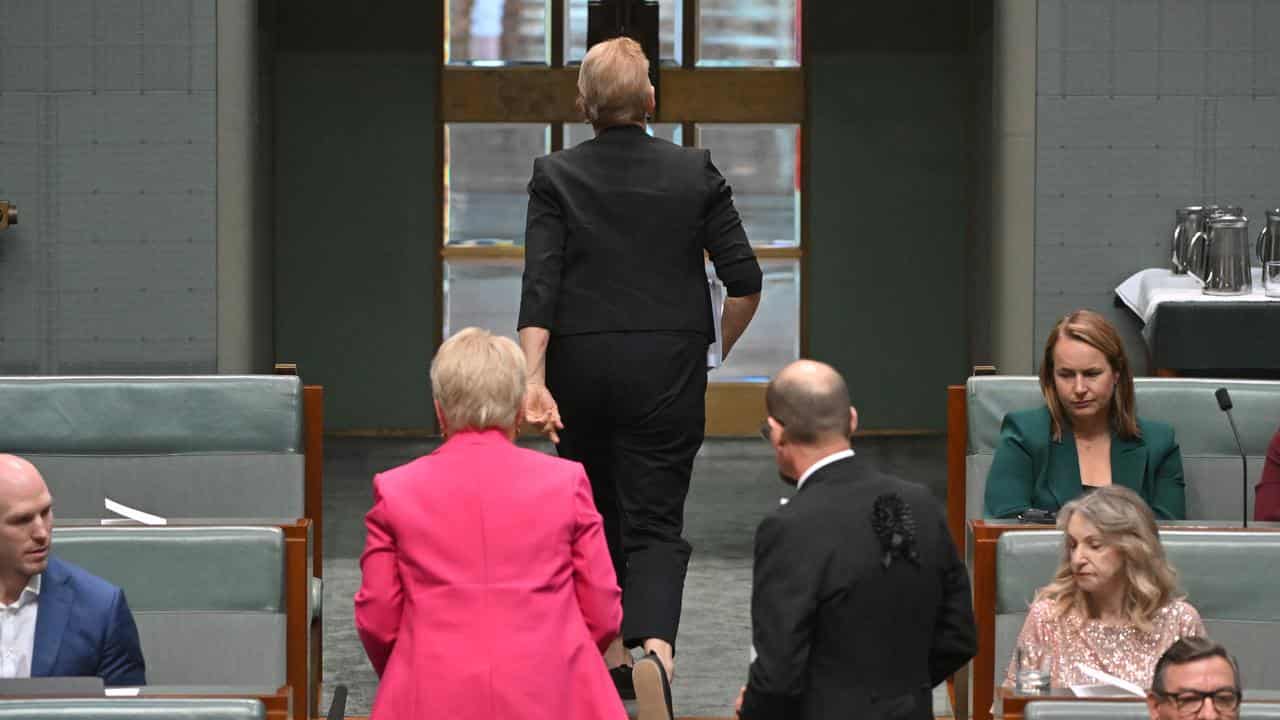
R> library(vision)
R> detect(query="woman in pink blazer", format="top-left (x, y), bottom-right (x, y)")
top-left (355, 328), bottom-right (626, 720)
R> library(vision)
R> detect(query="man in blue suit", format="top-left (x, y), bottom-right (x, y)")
top-left (0, 454), bottom-right (145, 685)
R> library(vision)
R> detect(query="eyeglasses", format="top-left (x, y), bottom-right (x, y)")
top-left (1155, 689), bottom-right (1241, 717)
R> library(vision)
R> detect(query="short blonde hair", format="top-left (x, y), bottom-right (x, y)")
top-left (577, 36), bottom-right (651, 127)
top-left (1036, 486), bottom-right (1181, 632)
top-left (430, 328), bottom-right (526, 433)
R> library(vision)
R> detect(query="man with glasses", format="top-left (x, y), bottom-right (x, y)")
top-left (734, 360), bottom-right (976, 720)
top-left (1148, 637), bottom-right (1242, 719)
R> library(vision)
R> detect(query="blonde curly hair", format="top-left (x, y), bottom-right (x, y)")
top-left (1035, 486), bottom-right (1181, 632)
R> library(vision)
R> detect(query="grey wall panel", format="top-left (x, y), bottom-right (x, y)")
top-left (273, 53), bottom-right (437, 430)
top-left (0, 0), bottom-right (217, 374)
top-left (1034, 0), bottom-right (1280, 373)
top-left (807, 53), bottom-right (971, 430)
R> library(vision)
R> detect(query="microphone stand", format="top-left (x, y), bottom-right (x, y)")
top-left (1225, 409), bottom-right (1248, 528)
top-left (1217, 388), bottom-right (1249, 528)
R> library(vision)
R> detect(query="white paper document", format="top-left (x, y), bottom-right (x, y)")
top-left (1071, 663), bottom-right (1145, 697)
top-left (104, 687), bottom-right (141, 697)
top-left (103, 498), bottom-right (167, 526)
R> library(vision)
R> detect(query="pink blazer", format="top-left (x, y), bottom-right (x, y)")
top-left (354, 429), bottom-right (625, 720)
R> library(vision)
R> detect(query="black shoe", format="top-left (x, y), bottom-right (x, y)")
top-left (609, 664), bottom-right (636, 701)
top-left (633, 652), bottom-right (674, 720)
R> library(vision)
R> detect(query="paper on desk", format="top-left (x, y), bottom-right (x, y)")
top-left (1073, 663), bottom-right (1145, 697)
top-left (103, 498), bottom-right (167, 526)
top-left (104, 687), bottom-right (141, 697)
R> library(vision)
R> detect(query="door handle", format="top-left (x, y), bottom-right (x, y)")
top-left (0, 200), bottom-right (16, 231)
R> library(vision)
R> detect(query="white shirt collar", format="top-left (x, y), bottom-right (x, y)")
top-left (3, 574), bottom-right (40, 610)
top-left (796, 448), bottom-right (855, 490)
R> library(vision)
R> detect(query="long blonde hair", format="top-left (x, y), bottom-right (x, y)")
top-left (1040, 309), bottom-right (1140, 442)
top-left (1035, 486), bottom-right (1180, 632)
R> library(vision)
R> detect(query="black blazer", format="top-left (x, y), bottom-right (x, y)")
top-left (740, 457), bottom-right (977, 720)
top-left (517, 125), bottom-right (762, 341)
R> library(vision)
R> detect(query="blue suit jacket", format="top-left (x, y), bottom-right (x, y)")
top-left (32, 556), bottom-right (146, 686)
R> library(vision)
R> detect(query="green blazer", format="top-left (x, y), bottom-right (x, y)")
top-left (983, 406), bottom-right (1186, 520)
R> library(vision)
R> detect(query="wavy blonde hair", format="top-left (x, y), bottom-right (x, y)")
top-left (576, 36), bottom-right (651, 128)
top-left (1035, 486), bottom-right (1180, 632)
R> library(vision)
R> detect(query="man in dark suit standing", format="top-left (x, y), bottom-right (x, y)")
top-left (518, 36), bottom-right (762, 712)
top-left (737, 361), bottom-right (976, 720)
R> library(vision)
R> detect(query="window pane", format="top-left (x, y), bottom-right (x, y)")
top-left (563, 122), bottom-right (681, 147)
top-left (566, 0), bottom-right (682, 65)
top-left (443, 258), bottom-right (523, 339)
top-left (710, 259), bottom-right (798, 382)
top-left (698, 124), bottom-right (799, 247)
top-left (698, 0), bottom-right (799, 67)
top-left (447, 0), bottom-right (548, 65)
top-left (445, 123), bottom-right (549, 246)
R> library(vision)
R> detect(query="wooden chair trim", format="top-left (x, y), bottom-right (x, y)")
top-left (283, 520), bottom-right (311, 720)
top-left (947, 385), bottom-right (967, 554)
top-left (303, 385), bottom-right (324, 578)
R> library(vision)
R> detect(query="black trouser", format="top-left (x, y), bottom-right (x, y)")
top-left (547, 331), bottom-right (707, 649)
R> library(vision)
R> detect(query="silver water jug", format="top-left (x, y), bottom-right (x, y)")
top-left (1205, 204), bottom-right (1244, 218)
top-left (1258, 208), bottom-right (1280, 264)
top-left (1259, 208), bottom-right (1280, 293)
top-left (1188, 214), bottom-right (1252, 295)
top-left (1171, 206), bottom-right (1208, 274)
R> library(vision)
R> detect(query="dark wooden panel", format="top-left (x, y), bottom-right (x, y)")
top-left (441, 68), bottom-right (804, 123)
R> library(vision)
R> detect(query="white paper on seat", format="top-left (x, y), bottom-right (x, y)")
top-left (1073, 663), bottom-right (1145, 697)
top-left (104, 498), bottom-right (167, 526)
top-left (104, 687), bottom-right (141, 697)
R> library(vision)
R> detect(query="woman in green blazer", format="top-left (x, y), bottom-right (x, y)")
top-left (984, 310), bottom-right (1186, 520)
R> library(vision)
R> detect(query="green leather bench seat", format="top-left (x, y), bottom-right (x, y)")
top-left (0, 699), bottom-right (265, 720)
top-left (0, 376), bottom-right (304, 519)
top-left (52, 527), bottom-right (287, 689)
top-left (996, 530), bottom-right (1280, 694)
top-left (966, 377), bottom-right (1280, 521)
top-left (1025, 700), bottom-right (1280, 719)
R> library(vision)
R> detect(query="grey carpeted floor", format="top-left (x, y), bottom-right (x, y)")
top-left (319, 435), bottom-right (948, 717)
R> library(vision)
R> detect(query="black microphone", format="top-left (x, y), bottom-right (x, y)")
top-left (1215, 388), bottom-right (1248, 527)
top-left (326, 684), bottom-right (348, 720)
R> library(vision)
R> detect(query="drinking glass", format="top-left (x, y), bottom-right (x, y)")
top-left (1015, 646), bottom-right (1051, 694)
top-left (1266, 261), bottom-right (1280, 298)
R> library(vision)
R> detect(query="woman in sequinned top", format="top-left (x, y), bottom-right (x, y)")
top-left (1003, 485), bottom-right (1205, 691)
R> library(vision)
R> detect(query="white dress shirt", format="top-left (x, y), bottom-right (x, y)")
top-left (795, 448), bottom-right (855, 491)
top-left (0, 574), bottom-right (41, 679)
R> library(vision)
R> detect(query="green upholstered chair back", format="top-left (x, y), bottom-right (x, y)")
top-left (996, 530), bottom-right (1280, 696)
top-left (1025, 700), bottom-right (1280, 719)
top-left (965, 377), bottom-right (1280, 522)
top-left (52, 527), bottom-right (287, 688)
top-left (0, 376), bottom-right (304, 520)
top-left (0, 699), bottom-right (266, 719)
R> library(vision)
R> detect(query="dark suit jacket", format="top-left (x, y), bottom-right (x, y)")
top-left (32, 556), bottom-right (146, 686)
top-left (982, 406), bottom-right (1186, 520)
top-left (517, 124), bottom-right (762, 341)
top-left (740, 457), bottom-right (977, 720)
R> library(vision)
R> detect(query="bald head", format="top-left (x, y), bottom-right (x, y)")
top-left (0, 454), bottom-right (45, 497)
top-left (766, 360), bottom-right (855, 444)
top-left (0, 455), bottom-right (53, 597)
